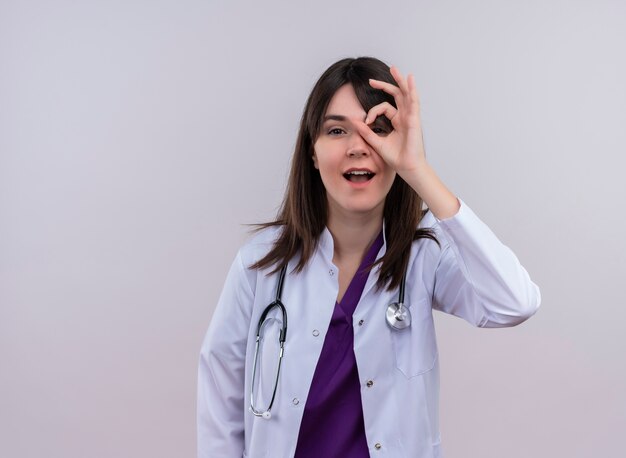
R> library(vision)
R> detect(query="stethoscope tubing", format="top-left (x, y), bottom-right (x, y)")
top-left (250, 262), bottom-right (410, 419)
top-left (250, 265), bottom-right (287, 418)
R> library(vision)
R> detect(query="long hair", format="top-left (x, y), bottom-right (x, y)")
top-left (249, 56), bottom-right (440, 291)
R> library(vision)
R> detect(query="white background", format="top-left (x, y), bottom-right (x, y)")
top-left (1, 0), bottom-right (625, 456)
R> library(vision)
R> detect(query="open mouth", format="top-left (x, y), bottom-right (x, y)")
top-left (343, 170), bottom-right (375, 183)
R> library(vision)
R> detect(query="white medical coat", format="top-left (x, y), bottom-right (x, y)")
top-left (197, 198), bottom-right (541, 458)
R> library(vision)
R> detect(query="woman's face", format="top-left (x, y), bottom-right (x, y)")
top-left (312, 84), bottom-right (396, 220)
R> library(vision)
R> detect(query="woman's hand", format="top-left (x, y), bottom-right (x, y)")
top-left (355, 66), bottom-right (427, 180)
top-left (356, 65), bottom-right (461, 220)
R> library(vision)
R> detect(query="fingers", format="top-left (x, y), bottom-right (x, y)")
top-left (407, 73), bottom-right (420, 110)
top-left (390, 65), bottom-right (410, 95)
top-left (369, 66), bottom-right (418, 113)
top-left (354, 120), bottom-right (384, 152)
top-left (364, 102), bottom-right (398, 125)
top-left (368, 78), bottom-right (402, 98)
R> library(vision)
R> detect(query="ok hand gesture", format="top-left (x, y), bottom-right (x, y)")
top-left (355, 66), bottom-right (427, 180)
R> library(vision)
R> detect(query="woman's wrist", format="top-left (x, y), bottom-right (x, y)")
top-left (401, 160), bottom-right (460, 220)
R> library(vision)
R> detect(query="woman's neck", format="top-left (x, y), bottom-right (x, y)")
top-left (326, 209), bottom-right (383, 263)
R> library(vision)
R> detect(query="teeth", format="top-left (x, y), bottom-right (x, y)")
top-left (347, 171), bottom-right (372, 175)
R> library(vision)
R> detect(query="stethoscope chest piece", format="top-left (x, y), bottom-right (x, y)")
top-left (385, 272), bottom-right (411, 330)
top-left (386, 302), bottom-right (411, 330)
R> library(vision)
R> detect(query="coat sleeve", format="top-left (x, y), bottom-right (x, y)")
top-left (197, 249), bottom-right (254, 457)
top-left (430, 198), bottom-right (541, 328)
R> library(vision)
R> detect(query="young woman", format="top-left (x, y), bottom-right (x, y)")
top-left (197, 56), bottom-right (541, 458)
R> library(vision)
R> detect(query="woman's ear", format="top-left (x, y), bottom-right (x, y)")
top-left (312, 153), bottom-right (319, 169)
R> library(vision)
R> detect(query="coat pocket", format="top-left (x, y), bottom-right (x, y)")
top-left (389, 297), bottom-right (438, 378)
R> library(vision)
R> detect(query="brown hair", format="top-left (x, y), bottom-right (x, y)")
top-left (249, 56), bottom-right (440, 291)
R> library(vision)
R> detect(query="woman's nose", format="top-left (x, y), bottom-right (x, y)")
top-left (346, 133), bottom-right (371, 157)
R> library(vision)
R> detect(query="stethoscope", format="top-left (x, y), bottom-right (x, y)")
top-left (249, 264), bottom-right (410, 419)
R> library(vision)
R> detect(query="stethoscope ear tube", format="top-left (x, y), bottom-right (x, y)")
top-left (250, 264), bottom-right (289, 419)
top-left (254, 264), bottom-right (288, 342)
top-left (274, 264), bottom-right (288, 343)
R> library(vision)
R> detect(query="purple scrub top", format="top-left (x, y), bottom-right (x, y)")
top-left (294, 229), bottom-right (384, 458)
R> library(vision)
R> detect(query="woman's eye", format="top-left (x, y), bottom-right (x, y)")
top-left (372, 127), bottom-right (389, 135)
top-left (328, 128), bottom-right (345, 135)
